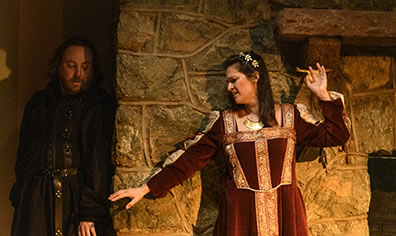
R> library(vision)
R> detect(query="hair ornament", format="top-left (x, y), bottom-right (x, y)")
top-left (239, 52), bottom-right (259, 68)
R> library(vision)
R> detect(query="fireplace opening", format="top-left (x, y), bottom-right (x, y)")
top-left (368, 151), bottom-right (396, 236)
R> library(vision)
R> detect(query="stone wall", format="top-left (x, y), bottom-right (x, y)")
top-left (338, 49), bottom-right (396, 236)
top-left (113, 1), bottom-right (395, 235)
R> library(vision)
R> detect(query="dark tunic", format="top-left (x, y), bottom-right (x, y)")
top-left (147, 99), bottom-right (350, 236)
top-left (9, 81), bottom-right (116, 236)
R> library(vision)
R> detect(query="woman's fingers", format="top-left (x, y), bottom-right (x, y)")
top-left (305, 75), bottom-right (312, 86)
top-left (321, 65), bottom-right (327, 78)
top-left (109, 185), bottom-right (149, 210)
top-left (108, 191), bottom-right (121, 201)
top-left (126, 192), bottom-right (145, 209)
top-left (109, 189), bottom-right (131, 201)
top-left (306, 63), bottom-right (327, 83)
top-left (317, 63), bottom-right (326, 77)
top-left (307, 66), bottom-right (318, 83)
top-left (126, 198), bottom-right (139, 209)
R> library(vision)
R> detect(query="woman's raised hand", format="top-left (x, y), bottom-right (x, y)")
top-left (305, 63), bottom-right (331, 101)
top-left (109, 184), bottom-right (150, 209)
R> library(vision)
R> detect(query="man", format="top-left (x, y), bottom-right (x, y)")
top-left (9, 37), bottom-right (116, 236)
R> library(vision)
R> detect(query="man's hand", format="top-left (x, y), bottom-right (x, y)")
top-left (78, 221), bottom-right (96, 236)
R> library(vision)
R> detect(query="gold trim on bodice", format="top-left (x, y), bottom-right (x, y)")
top-left (222, 104), bottom-right (295, 236)
top-left (222, 106), bottom-right (296, 192)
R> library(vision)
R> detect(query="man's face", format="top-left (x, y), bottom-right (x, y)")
top-left (58, 45), bottom-right (93, 96)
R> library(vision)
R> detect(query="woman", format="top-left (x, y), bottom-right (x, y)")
top-left (109, 51), bottom-right (350, 236)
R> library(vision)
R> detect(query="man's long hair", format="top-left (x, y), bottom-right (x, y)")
top-left (224, 51), bottom-right (277, 127)
top-left (48, 36), bottom-right (104, 85)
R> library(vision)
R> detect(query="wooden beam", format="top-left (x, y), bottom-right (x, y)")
top-left (303, 37), bottom-right (341, 70)
top-left (274, 8), bottom-right (396, 47)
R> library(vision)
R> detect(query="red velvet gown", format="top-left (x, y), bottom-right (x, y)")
top-left (147, 99), bottom-right (350, 236)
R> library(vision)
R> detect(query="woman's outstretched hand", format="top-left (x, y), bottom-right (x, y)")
top-left (108, 184), bottom-right (150, 209)
top-left (305, 63), bottom-right (331, 101)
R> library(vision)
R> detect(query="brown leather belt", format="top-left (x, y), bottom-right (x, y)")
top-left (44, 168), bottom-right (78, 236)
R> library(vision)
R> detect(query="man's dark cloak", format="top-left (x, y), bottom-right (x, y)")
top-left (10, 80), bottom-right (116, 236)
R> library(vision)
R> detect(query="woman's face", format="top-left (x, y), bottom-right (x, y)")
top-left (226, 63), bottom-right (258, 106)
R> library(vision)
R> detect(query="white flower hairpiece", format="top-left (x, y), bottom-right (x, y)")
top-left (239, 52), bottom-right (259, 68)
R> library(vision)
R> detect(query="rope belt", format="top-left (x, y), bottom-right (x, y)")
top-left (44, 168), bottom-right (78, 236)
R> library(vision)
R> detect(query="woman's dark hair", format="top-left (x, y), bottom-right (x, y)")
top-left (48, 36), bottom-right (104, 84)
top-left (224, 51), bottom-right (277, 127)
